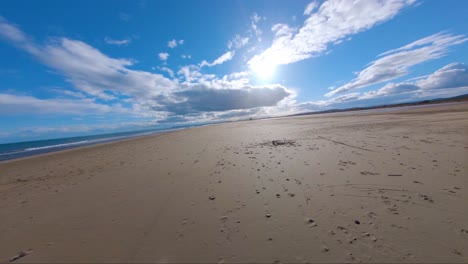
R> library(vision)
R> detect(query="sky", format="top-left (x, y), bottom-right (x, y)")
top-left (0, 0), bottom-right (467, 143)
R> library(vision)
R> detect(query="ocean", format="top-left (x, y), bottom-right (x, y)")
top-left (0, 128), bottom-right (181, 162)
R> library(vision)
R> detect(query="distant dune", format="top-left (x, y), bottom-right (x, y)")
top-left (290, 93), bottom-right (468, 117)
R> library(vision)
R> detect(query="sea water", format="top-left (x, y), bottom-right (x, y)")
top-left (0, 128), bottom-right (175, 161)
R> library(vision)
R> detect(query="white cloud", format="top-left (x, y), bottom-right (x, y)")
top-left (364, 62), bottom-right (468, 99)
top-left (228, 34), bottom-right (249, 49)
top-left (293, 63), bottom-right (468, 114)
top-left (251, 13), bottom-right (261, 24)
top-left (104, 37), bottom-right (131, 46)
top-left (35, 40), bottom-right (174, 100)
top-left (416, 63), bottom-right (468, 90)
top-left (199, 51), bottom-right (235, 67)
top-left (177, 66), bottom-right (250, 89)
top-left (51, 89), bottom-right (87, 99)
top-left (198, 71), bottom-right (250, 89)
top-left (168, 39), bottom-right (177, 48)
top-left (158, 52), bottom-right (170, 61)
top-left (0, 93), bottom-right (125, 115)
top-left (181, 54), bottom-right (191, 59)
top-left (177, 65), bottom-right (203, 83)
top-left (413, 86), bottom-right (468, 99)
top-left (168, 39), bottom-right (184, 48)
top-left (341, 63), bottom-right (468, 100)
top-left (158, 66), bottom-right (175, 78)
top-left (325, 32), bottom-right (467, 96)
top-left (0, 16), bottom-right (27, 43)
top-left (250, 13), bottom-right (265, 41)
top-left (169, 62), bottom-right (466, 118)
top-left (150, 84), bottom-right (293, 115)
top-left (0, 17), bottom-right (176, 102)
top-left (0, 17), bottom-right (296, 121)
top-left (211, 51), bottom-right (235, 65)
top-left (248, 0), bottom-right (416, 69)
top-left (0, 16), bottom-right (38, 55)
top-left (304, 1), bottom-right (319, 15)
top-left (362, 83), bottom-right (419, 98)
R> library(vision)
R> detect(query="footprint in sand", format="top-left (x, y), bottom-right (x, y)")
top-left (360, 171), bottom-right (380, 176)
top-left (418, 193), bottom-right (434, 203)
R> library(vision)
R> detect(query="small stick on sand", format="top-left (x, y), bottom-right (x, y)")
top-left (8, 250), bottom-right (32, 262)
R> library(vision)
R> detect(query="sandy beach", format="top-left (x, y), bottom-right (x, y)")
top-left (1, 102), bottom-right (467, 263)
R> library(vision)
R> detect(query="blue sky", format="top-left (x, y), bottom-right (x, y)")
top-left (0, 0), bottom-right (467, 143)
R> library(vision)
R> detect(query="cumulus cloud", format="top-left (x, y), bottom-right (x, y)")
top-left (207, 71), bottom-right (251, 88)
top-left (416, 63), bottom-right (468, 90)
top-left (171, 62), bottom-right (467, 118)
top-left (326, 32), bottom-right (468, 96)
top-left (177, 65), bottom-right (204, 83)
top-left (199, 51), bottom-right (235, 67)
top-left (168, 39), bottom-right (184, 48)
top-left (158, 52), bottom-right (170, 61)
top-left (177, 66), bottom-right (250, 90)
top-left (248, 0), bottom-right (416, 69)
top-left (151, 84), bottom-right (293, 115)
top-left (0, 17), bottom-right (296, 120)
top-left (104, 37), bottom-right (131, 46)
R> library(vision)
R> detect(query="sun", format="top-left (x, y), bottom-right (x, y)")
top-left (249, 55), bottom-right (279, 80)
top-left (250, 60), bottom-right (277, 80)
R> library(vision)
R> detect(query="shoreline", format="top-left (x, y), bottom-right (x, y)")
top-left (0, 126), bottom-right (207, 164)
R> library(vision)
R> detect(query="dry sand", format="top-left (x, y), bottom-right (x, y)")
top-left (1, 102), bottom-right (467, 263)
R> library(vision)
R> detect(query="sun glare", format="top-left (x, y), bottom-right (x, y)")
top-left (250, 61), bottom-right (277, 80)
top-left (249, 57), bottom-right (278, 80)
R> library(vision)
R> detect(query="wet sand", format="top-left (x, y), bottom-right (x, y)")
top-left (1, 103), bottom-right (467, 263)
